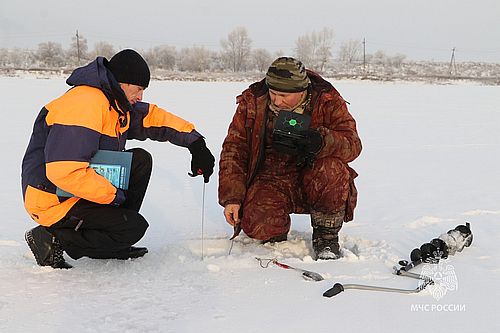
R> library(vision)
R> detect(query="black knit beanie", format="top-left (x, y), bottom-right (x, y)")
top-left (107, 49), bottom-right (150, 88)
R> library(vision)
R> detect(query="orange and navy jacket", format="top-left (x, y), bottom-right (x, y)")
top-left (21, 57), bottom-right (202, 226)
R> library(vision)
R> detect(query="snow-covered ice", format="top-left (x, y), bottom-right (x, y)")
top-left (1, 77), bottom-right (499, 332)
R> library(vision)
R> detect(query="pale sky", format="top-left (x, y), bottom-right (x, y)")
top-left (1, 0), bottom-right (499, 62)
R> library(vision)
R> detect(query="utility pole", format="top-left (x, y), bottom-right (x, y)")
top-left (76, 30), bottom-right (81, 66)
top-left (449, 47), bottom-right (457, 77)
top-left (362, 38), bottom-right (366, 73)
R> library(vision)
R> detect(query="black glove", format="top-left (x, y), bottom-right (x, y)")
top-left (296, 129), bottom-right (323, 167)
top-left (298, 129), bottom-right (323, 154)
top-left (188, 138), bottom-right (215, 183)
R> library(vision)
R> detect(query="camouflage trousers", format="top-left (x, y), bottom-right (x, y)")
top-left (241, 155), bottom-right (352, 240)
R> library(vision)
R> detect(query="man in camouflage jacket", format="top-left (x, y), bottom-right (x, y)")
top-left (218, 57), bottom-right (362, 259)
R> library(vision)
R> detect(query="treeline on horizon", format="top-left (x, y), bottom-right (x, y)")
top-left (1, 27), bottom-right (499, 81)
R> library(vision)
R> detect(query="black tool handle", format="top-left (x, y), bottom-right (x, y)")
top-left (323, 283), bottom-right (345, 298)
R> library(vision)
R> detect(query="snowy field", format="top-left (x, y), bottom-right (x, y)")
top-left (1, 77), bottom-right (499, 332)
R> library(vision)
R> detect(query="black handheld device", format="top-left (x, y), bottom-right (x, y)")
top-left (272, 111), bottom-right (311, 155)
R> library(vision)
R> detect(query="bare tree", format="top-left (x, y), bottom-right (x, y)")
top-left (36, 42), bottom-right (65, 68)
top-left (0, 48), bottom-right (37, 68)
top-left (210, 52), bottom-right (226, 71)
top-left (251, 48), bottom-right (272, 72)
top-left (294, 28), bottom-right (334, 72)
top-left (145, 45), bottom-right (177, 70)
top-left (0, 48), bottom-right (8, 67)
top-left (92, 41), bottom-right (116, 59)
top-left (273, 50), bottom-right (285, 58)
top-left (389, 53), bottom-right (406, 67)
top-left (371, 50), bottom-right (388, 65)
top-left (315, 28), bottom-right (335, 72)
top-left (11, 48), bottom-right (36, 68)
top-left (338, 39), bottom-right (362, 64)
top-left (295, 35), bottom-right (313, 66)
top-left (220, 27), bottom-right (252, 72)
top-left (178, 46), bottom-right (212, 72)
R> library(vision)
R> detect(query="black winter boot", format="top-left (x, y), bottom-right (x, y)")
top-left (25, 226), bottom-right (72, 269)
top-left (311, 211), bottom-right (344, 260)
top-left (108, 246), bottom-right (149, 260)
top-left (125, 246), bottom-right (149, 259)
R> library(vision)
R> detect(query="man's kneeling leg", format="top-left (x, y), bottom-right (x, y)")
top-left (49, 201), bottom-right (149, 260)
top-left (240, 181), bottom-right (292, 242)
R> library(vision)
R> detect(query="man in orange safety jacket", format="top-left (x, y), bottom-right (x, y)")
top-left (22, 49), bottom-right (215, 268)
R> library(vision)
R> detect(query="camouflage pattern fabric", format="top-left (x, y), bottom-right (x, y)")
top-left (266, 57), bottom-right (311, 93)
top-left (219, 70), bottom-right (362, 240)
top-left (241, 151), bottom-right (353, 240)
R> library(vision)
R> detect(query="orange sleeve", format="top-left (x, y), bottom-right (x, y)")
top-left (128, 102), bottom-right (202, 147)
top-left (143, 104), bottom-right (195, 132)
top-left (46, 161), bottom-right (117, 204)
